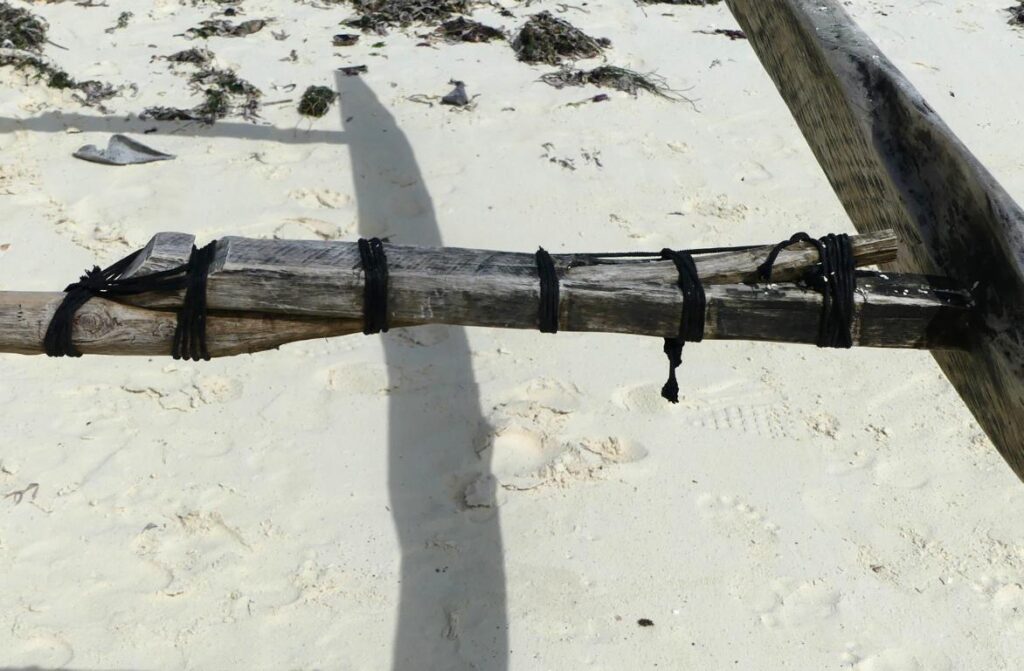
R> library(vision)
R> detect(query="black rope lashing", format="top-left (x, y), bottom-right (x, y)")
top-left (43, 247), bottom-right (201, 358)
top-left (759, 232), bottom-right (856, 349)
top-left (659, 249), bottom-right (706, 403)
top-left (358, 237), bottom-right (390, 335)
top-left (44, 251), bottom-right (141, 357)
top-left (535, 247), bottom-right (559, 334)
top-left (172, 241), bottom-right (218, 362)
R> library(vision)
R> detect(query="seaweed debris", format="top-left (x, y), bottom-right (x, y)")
top-left (184, 19), bottom-right (266, 39)
top-left (695, 28), bottom-right (745, 40)
top-left (104, 11), bottom-right (132, 34)
top-left (0, 51), bottom-right (118, 107)
top-left (332, 33), bottom-right (360, 46)
top-left (298, 85), bottom-right (336, 117)
top-left (434, 17), bottom-right (504, 43)
top-left (637, 0), bottom-right (722, 4)
top-left (513, 12), bottom-right (609, 65)
top-left (540, 66), bottom-right (678, 99)
top-left (143, 66), bottom-right (261, 123)
top-left (1009, 2), bottom-right (1024, 26)
top-left (191, 67), bottom-right (261, 119)
top-left (162, 47), bottom-right (214, 65)
top-left (339, 64), bottom-right (368, 76)
top-left (0, 1), bottom-right (48, 51)
top-left (343, 0), bottom-right (471, 35)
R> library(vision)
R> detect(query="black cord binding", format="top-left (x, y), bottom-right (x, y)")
top-left (172, 241), bottom-right (218, 361)
top-left (45, 241), bottom-right (218, 360)
top-left (659, 249), bottom-right (706, 403)
top-left (535, 247), bottom-right (559, 334)
top-left (358, 237), bottom-right (390, 335)
top-left (759, 232), bottom-right (856, 349)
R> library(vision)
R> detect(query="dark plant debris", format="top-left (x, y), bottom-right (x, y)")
top-left (513, 12), bottom-right (609, 65)
top-left (339, 64), bottom-right (368, 76)
top-left (332, 33), bottom-right (360, 46)
top-left (162, 47), bottom-right (214, 65)
top-left (343, 0), bottom-right (471, 35)
top-left (104, 11), bottom-right (132, 34)
top-left (140, 106), bottom-right (203, 122)
top-left (637, 0), bottom-right (721, 4)
top-left (0, 1), bottom-right (48, 51)
top-left (541, 65), bottom-right (677, 99)
top-left (434, 17), bottom-right (504, 43)
top-left (184, 19), bottom-right (266, 39)
top-left (695, 28), bottom-right (745, 40)
top-left (0, 51), bottom-right (118, 108)
top-left (1009, 2), bottom-right (1024, 26)
top-left (143, 65), bottom-right (261, 124)
top-left (298, 85), bottom-right (336, 117)
top-left (637, 618), bottom-right (655, 627)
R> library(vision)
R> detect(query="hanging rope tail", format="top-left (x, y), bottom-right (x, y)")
top-left (660, 248), bottom-right (706, 403)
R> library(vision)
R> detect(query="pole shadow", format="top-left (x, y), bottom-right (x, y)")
top-left (0, 111), bottom-right (346, 144)
top-left (337, 74), bottom-right (509, 670)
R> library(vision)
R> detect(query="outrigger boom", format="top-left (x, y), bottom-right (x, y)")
top-left (2, 0), bottom-right (1023, 482)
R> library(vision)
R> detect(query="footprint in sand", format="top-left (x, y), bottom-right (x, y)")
top-left (848, 646), bottom-right (952, 671)
top-left (482, 378), bottom-right (647, 491)
top-left (324, 361), bottom-right (394, 395)
top-left (614, 379), bottom-right (791, 438)
top-left (273, 217), bottom-right (353, 241)
top-left (287, 188), bottom-right (352, 209)
top-left (973, 573), bottom-right (1024, 632)
top-left (749, 577), bottom-right (839, 629)
top-left (696, 492), bottom-right (780, 545)
top-left (7, 628), bottom-right (75, 669)
top-left (121, 372), bottom-right (243, 412)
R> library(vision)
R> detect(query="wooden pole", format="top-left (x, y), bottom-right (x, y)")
top-left (113, 231), bottom-right (898, 333)
top-left (0, 231), bottom-right (970, 356)
top-left (725, 0), bottom-right (1024, 481)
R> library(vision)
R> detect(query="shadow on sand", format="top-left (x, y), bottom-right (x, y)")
top-left (338, 73), bottom-right (509, 671)
top-left (0, 76), bottom-right (510, 670)
top-left (0, 111), bottom-right (346, 144)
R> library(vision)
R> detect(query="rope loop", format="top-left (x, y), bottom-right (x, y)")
top-left (172, 241), bottom-right (217, 362)
top-left (535, 247), bottom-right (559, 334)
top-left (358, 237), bottom-right (390, 335)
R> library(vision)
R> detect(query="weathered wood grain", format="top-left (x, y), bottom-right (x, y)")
top-left (725, 0), bottom-right (1024, 480)
top-left (0, 292), bottom-right (363, 357)
top-left (0, 272), bottom-right (970, 356)
top-left (112, 231), bottom-right (896, 333)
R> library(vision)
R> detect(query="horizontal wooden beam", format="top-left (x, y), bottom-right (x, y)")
top-left (725, 0), bottom-right (1024, 481)
top-left (110, 231), bottom-right (897, 336)
top-left (0, 292), bottom-right (362, 357)
top-left (0, 272), bottom-right (969, 357)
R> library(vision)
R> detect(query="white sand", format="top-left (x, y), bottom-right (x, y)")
top-left (2, 0), bottom-right (1024, 668)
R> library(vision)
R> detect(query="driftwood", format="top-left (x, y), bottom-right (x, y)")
top-left (0, 231), bottom-right (971, 356)
top-left (725, 0), bottom-right (1024, 481)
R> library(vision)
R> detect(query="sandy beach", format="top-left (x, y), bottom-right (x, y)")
top-left (2, 0), bottom-right (1024, 668)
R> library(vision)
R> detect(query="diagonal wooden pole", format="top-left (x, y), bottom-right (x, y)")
top-left (725, 0), bottom-right (1024, 481)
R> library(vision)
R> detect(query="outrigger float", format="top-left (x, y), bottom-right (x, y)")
top-left (3, 1), bottom-right (1023, 481)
